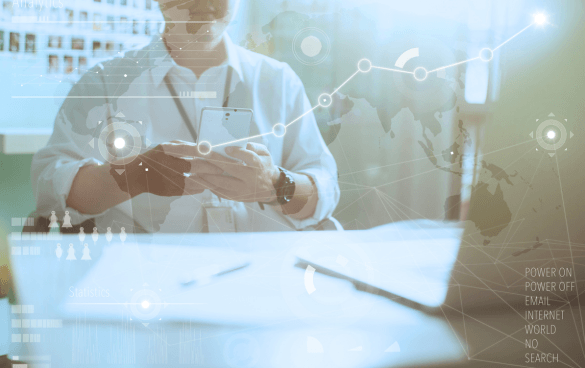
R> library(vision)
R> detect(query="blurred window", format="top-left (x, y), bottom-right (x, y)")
top-left (48, 54), bottom-right (58, 73)
top-left (78, 56), bottom-right (87, 74)
top-left (65, 8), bottom-right (73, 25)
top-left (9, 32), bottom-right (19, 52)
top-left (71, 38), bottom-right (84, 50)
top-left (48, 36), bottom-right (62, 49)
top-left (64, 56), bottom-right (73, 74)
top-left (25, 33), bottom-right (35, 53)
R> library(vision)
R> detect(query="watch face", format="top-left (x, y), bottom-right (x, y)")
top-left (282, 181), bottom-right (295, 202)
top-left (276, 168), bottom-right (295, 205)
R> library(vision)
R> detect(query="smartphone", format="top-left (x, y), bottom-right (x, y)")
top-left (197, 107), bottom-right (253, 159)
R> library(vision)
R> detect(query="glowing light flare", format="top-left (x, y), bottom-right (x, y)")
top-left (547, 130), bottom-right (556, 139)
top-left (141, 300), bottom-right (150, 309)
top-left (114, 138), bottom-right (126, 149)
top-left (533, 13), bottom-right (547, 25)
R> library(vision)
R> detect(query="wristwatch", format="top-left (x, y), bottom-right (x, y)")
top-left (259, 167), bottom-right (295, 208)
top-left (273, 167), bottom-right (296, 205)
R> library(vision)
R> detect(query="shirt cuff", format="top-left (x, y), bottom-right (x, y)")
top-left (52, 158), bottom-right (108, 225)
top-left (285, 167), bottom-right (339, 230)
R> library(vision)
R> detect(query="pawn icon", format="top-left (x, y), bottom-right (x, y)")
top-left (48, 211), bottom-right (59, 228)
top-left (91, 227), bottom-right (99, 243)
top-left (105, 227), bottom-right (113, 243)
top-left (55, 243), bottom-right (63, 260)
top-left (81, 243), bottom-right (91, 260)
top-left (78, 227), bottom-right (85, 243)
top-left (62, 211), bottom-right (72, 228)
top-left (66, 244), bottom-right (76, 260)
top-left (120, 227), bottom-right (127, 243)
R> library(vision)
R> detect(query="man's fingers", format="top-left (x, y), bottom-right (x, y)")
top-left (225, 147), bottom-right (260, 167)
top-left (188, 158), bottom-right (224, 175)
top-left (246, 142), bottom-right (270, 156)
top-left (203, 151), bottom-right (241, 166)
top-left (159, 141), bottom-right (197, 157)
top-left (200, 151), bottom-right (252, 179)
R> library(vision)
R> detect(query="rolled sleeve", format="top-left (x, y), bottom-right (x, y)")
top-left (31, 69), bottom-right (110, 225)
top-left (37, 157), bottom-right (105, 224)
top-left (288, 166), bottom-right (339, 230)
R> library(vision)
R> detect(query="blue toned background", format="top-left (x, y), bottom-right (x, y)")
top-left (1, 0), bottom-right (584, 357)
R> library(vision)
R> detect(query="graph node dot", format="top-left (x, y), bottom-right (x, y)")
top-left (413, 67), bottom-right (428, 82)
top-left (273, 123), bottom-right (286, 138)
top-left (318, 93), bottom-right (333, 108)
top-left (479, 48), bottom-right (494, 62)
top-left (197, 141), bottom-right (212, 155)
top-left (358, 58), bottom-right (372, 73)
top-left (534, 13), bottom-right (547, 25)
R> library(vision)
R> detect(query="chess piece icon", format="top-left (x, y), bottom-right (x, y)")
top-left (105, 227), bottom-right (113, 243)
top-left (120, 227), bottom-right (127, 243)
top-left (48, 211), bottom-right (59, 228)
top-left (81, 243), bottom-right (91, 260)
top-left (55, 243), bottom-right (62, 260)
top-left (92, 227), bottom-right (99, 243)
top-left (62, 211), bottom-right (72, 228)
top-left (66, 244), bottom-right (76, 260)
top-left (78, 227), bottom-right (85, 242)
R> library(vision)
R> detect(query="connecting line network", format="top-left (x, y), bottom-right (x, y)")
top-left (200, 15), bottom-right (547, 155)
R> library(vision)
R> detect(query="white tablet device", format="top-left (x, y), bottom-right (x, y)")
top-left (197, 107), bottom-right (253, 158)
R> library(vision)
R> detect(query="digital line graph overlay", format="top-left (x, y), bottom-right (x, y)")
top-left (201, 14), bottom-right (548, 152)
top-left (10, 14), bottom-right (549, 154)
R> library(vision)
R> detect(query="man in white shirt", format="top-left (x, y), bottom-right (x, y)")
top-left (31, 0), bottom-right (339, 233)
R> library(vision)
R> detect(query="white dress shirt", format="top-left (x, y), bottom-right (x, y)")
top-left (31, 34), bottom-right (340, 233)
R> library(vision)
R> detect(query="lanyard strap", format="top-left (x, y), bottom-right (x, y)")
top-left (164, 67), bottom-right (233, 142)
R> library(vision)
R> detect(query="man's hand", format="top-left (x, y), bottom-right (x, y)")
top-left (110, 140), bottom-right (223, 198)
top-left (197, 142), bottom-right (279, 203)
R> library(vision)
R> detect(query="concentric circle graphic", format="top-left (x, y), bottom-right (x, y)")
top-left (318, 93), bottom-right (332, 107)
top-left (223, 333), bottom-right (260, 368)
top-left (129, 289), bottom-right (162, 320)
top-left (292, 28), bottom-right (331, 66)
top-left (536, 119), bottom-right (567, 151)
top-left (98, 121), bottom-right (142, 164)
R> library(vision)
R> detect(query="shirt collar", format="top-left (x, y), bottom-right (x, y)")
top-left (146, 33), bottom-right (244, 88)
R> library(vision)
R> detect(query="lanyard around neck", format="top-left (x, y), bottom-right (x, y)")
top-left (164, 66), bottom-right (233, 142)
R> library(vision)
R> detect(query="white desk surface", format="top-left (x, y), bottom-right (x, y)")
top-left (9, 227), bottom-right (467, 367)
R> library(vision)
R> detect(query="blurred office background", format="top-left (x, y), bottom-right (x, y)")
top-left (2, 0), bottom-right (581, 232)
